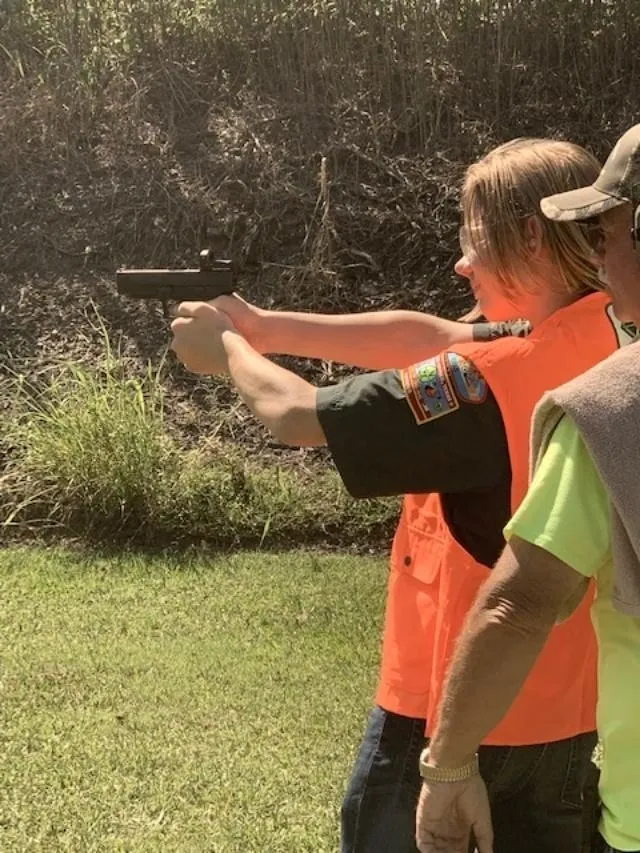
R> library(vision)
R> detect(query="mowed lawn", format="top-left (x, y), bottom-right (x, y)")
top-left (0, 547), bottom-right (387, 852)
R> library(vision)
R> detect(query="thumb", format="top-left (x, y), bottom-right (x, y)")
top-left (213, 293), bottom-right (248, 308)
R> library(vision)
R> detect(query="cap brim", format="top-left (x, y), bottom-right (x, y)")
top-left (540, 186), bottom-right (626, 221)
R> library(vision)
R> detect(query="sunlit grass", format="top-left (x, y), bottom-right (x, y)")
top-left (0, 545), bottom-right (386, 852)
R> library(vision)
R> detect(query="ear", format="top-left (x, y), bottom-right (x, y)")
top-left (524, 215), bottom-right (544, 258)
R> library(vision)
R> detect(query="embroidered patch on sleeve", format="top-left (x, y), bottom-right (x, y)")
top-left (400, 354), bottom-right (460, 425)
top-left (446, 352), bottom-right (488, 404)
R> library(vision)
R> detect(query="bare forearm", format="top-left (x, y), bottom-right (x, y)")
top-left (426, 538), bottom-right (588, 768)
top-left (429, 599), bottom-right (552, 767)
top-left (223, 330), bottom-right (324, 446)
top-left (260, 310), bottom-right (473, 369)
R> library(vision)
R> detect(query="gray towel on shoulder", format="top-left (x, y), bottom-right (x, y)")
top-left (531, 341), bottom-right (640, 617)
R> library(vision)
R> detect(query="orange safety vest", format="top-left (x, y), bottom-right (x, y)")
top-left (376, 292), bottom-right (633, 745)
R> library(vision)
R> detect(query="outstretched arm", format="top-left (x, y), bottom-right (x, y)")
top-left (171, 301), bottom-right (325, 446)
top-left (211, 295), bottom-right (524, 370)
top-left (170, 300), bottom-right (511, 511)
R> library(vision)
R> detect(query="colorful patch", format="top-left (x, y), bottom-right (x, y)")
top-left (400, 354), bottom-right (460, 425)
top-left (446, 352), bottom-right (488, 403)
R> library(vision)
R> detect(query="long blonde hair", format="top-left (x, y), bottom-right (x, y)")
top-left (461, 138), bottom-right (601, 295)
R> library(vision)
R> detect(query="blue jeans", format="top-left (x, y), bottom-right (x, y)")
top-left (340, 706), bottom-right (598, 853)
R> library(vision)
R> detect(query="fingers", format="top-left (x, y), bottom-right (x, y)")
top-left (174, 300), bottom-right (238, 330)
top-left (211, 292), bottom-right (246, 308)
top-left (472, 820), bottom-right (494, 853)
top-left (170, 316), bottom-right (190, 333)
top-left (416, 832), bottom-right (469, 853)
top-left (415, 777), bottom-right (491, 853)
top-left (175, 301), bottom-right (212, 318)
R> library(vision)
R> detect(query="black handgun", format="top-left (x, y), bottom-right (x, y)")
top-left (116, 250), bottom-right (234, 317)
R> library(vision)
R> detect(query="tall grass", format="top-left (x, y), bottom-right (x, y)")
top-left (2, 0), bottom-right (637, 291)
top-left (0, 329), bottom-right (398, 547)
top-left (3, 359), bottom-right (169, 533)
top-left (3, 0), bottom-right (639, 149)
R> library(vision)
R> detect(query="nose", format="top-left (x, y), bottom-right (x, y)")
top-left (455, 254), bottom-right (473, 278)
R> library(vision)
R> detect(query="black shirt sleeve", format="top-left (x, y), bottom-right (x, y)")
top-left (316, 351), bottom-right (510, 499)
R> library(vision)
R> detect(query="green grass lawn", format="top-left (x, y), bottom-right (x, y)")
top-left (0, 546), bottom-right (387, 852)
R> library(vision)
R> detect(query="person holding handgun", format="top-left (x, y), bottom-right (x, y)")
top-left (170, 137), bottom-right (635, 853)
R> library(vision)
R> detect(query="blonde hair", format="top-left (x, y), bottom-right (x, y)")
top-left (461, 138), bottom-right (602, 295)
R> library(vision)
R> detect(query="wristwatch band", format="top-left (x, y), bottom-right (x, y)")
top-left (419, 747), bottom-right (479, 783)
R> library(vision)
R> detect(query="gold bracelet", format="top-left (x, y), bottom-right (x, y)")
top-left (419, 747), bottom-right (479, 783)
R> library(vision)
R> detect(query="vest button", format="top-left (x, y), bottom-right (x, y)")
top-left (404, 555), bottom-right (412, 567)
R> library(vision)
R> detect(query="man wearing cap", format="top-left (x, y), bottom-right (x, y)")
top-left (415, 123), bottom-right (640, 853)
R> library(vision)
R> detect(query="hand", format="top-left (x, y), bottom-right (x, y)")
top-left (416, 776), bottom-right (493, 853)
top-left (170, 301), bottom-right (240, 375)
top-left (210, 294), bottom-right (268, 352)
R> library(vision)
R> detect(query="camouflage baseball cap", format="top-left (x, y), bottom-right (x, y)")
top-left (541, 123), bottom-right (640, 221)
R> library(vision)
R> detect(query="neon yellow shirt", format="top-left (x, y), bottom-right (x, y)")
top-left (505, 414), bottom-right (640, 851)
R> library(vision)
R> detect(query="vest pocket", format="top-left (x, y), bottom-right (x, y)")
top-left (391, 495), bottom-right (447, 586)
